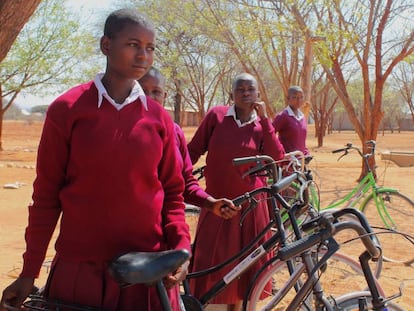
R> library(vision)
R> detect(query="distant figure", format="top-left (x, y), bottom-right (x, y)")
top-left (0, 9), bottom-right (189, 311)
top-left (273, 85), bottom-right (310, 155)
top-left (187, 72), bottom-right (285, 311)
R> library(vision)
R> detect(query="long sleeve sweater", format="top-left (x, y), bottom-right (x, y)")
top-left (273, 108), bottom-right (309, 155)
top-left (174, 124), bottom-right (209, 207)
top-left (21, 81), bottom-right (191, 278)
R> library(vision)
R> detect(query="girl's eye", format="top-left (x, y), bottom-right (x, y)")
top-left (146, 46), bottom-right (155, 52)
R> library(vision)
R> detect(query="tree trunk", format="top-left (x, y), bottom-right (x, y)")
top-left (0, 83), bottom-right (3, 151)
top-left (174, 93), bottom-right (181, 125)
top-left (0, 0), bottom-right (42, 62)
top-left (173, 79), bottom-right (182, 125)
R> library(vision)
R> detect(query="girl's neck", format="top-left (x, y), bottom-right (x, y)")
top-left (289, 105), bottom-right (299, 116)
top-left (101, 75), bottom-right (135, 104)
top-left (235, 106), bottom-right (253, 123)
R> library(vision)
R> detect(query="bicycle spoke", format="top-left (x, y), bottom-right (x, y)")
top-left (362, 191), bottom-right (414, 263)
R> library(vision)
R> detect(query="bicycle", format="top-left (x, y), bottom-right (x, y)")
top-left (244, 207), bottom-right (404, 311)
top-left (289, 140), bottom-right (414, 264)
top-left (4, 249), bottom-right (190, 311)
top-left (181, 155), bottom-right (401, 310)
top-left (185, 153), bottom-right (383, 279)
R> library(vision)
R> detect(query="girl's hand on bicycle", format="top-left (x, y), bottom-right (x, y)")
top-left (204, 197), bottom-right (240, 219)
top-left (163, 260), bottom-right (190, 289)
top-left (0, 276), bottom-right (35, 311)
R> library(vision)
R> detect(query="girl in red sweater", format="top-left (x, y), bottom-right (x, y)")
top-left (0, 9), bottom-right (189, 311)
top-left (187, 73), bottom-right (285, 311)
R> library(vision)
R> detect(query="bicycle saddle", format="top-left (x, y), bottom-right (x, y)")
top-left (109, 249), bottom-right (190, 285)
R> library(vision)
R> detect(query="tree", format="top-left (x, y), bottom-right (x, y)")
top-left (392, 60), bottom-right (414, 123)
top-left (134, 0), bottom-right (236, 124)
top-left (203, 0), bottom-right (303, 115)
top-left (0, 0), bottom-right (97, 150)
top-left (0, 0), bottom-right (42, 63)
top-left (281, 0), bottom-right (414, 178)
top-left (310, 73), bottom-right (339, 146)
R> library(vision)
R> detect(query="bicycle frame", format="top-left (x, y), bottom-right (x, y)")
top-left (183, 157), bottom-right (394, 310)
top-left (183, 172), bottom-right (304, 306)
top-left (310, 141), bottom-right (401, 230)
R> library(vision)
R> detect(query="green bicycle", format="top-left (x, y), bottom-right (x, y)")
top-left (294, 140), bottom-right (414, 264)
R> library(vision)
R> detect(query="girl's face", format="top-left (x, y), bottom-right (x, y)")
top-left (102, 23), bottom-right (155, 81)
top-left (232, 78), bottom-right (259, 110)
top-left (139, 75), bottom-right (166, 105)
top-left (288, 91), bottom-right (304, 110)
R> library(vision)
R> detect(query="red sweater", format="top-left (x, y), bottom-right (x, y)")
top-left (21, 81), bottom-right (191, 278)
top-left (187, 106), bottom-right (285, 303)
top-left (188, 105), bottom-right (285, 198)
top-left (273, 108), bottom-right (309, 155)
top-left (174, 123), bottom-right (209, 207)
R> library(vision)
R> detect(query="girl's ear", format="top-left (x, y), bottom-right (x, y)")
top-left (100, 36), bottom-right (110, 56)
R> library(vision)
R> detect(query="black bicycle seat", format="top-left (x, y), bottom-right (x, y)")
top-left (109, 249), bottom-right (190, 285)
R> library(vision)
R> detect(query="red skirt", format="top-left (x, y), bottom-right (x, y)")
top-left (44, 255), bottom-right (181, 311)
top-left (189, 197), bottom-right (273, 304)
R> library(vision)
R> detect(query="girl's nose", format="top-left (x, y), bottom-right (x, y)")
top-left (136, 47), bottom-right (148, 59)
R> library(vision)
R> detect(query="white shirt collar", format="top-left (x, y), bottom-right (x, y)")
top-left (93, 73), bottom-right (147, 111)
top-left (287, 105), bottom-right (304, 121)
top-left (225, 105), bottom-right (258, 127)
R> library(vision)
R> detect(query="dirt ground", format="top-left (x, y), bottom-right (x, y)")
top-left (1, 120), bottom-right (413, 309)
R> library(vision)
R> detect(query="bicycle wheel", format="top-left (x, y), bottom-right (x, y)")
top-left (335, 291), bottom-right (404, 311)
top-left (361, 190), bottom-right (414, 263)
top-left (246, 252), bottom-right (384, 311)
top-left (185, 204), bottom-right (200, 243)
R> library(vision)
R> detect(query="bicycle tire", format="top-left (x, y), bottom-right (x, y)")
top-left (246, 252), bottom-right (385, 311)
top-left (334, 291), bottom-right (404, 311)
top-left (361, 190), bottom-right (414, 264)
top-left (185, 204), bottom-right (201, 243)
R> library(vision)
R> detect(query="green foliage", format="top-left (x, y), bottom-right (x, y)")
top-left (0, 0), bottom-right (99, 104)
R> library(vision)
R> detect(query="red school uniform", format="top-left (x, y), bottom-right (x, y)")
top-left (273, 106), bottom-right (309, 155)
top-left (21, 80), bottom-right (191, 311)
top-left (187, 105), bottom-right (285, 304)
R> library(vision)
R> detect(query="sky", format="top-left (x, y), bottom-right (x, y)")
top-left (65, 0), bottom-right (119, 20)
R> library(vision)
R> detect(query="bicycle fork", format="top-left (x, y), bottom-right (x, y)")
top-left (359, 250), bottom-right (402, 311)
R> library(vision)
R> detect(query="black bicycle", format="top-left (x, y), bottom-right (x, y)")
top-left (181, 155), bottom-right (403, 310)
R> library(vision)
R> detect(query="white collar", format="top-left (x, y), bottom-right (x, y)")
top-left (226, 105), bottom-right (258, 127)
top-left (287, 105), bottom-right (304, 121)
top-left (93, 73), bottom-right (147, 111)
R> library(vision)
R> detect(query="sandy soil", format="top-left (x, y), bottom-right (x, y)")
top-left (1, 120), bottom-right (413, 309)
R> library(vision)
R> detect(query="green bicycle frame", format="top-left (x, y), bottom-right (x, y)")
top-left (309, 171), bottom-right (399, 229)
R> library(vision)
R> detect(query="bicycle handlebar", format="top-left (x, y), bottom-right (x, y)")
top-left (332, 141), bottom-right (377, 161)
top-left (230, 162), bottom-right (382, 264)
top-left (277, 208), bottom-right (382, 261)
top-left (231, 162), bottom-right (301, 207)
top-left (232, 155), bottom-right (279, 182)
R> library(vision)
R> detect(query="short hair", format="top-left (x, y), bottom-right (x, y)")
top-left (143, 66), bottom-right (166, 86)
top-left (104, 8), bottom-right (155, 39)
top-left (231, 73), bottom-right (257, 91)
top-left (288, 85), bottom-right (303, 96)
